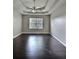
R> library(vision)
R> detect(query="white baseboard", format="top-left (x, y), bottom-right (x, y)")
top-left (13, 33), bottom-right (22, 39)
top-left (21, 32), bottom-right (50, 34)
top-left (13, 32), bottom-right (50, 39)
top-left (52, 35), bottom-right (66, 47)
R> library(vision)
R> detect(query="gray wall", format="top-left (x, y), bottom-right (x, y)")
top-left (50, 2), bottom-right (66, 45)
top-left (13, 9), bottom-right (22, 37)
top-left (22, 15), bottom-right (50, 34)
top-left (51, 15), bottom-right (66, 44)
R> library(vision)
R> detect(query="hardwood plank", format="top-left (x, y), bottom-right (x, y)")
top-left (13, 34), bottom-right (66, 59)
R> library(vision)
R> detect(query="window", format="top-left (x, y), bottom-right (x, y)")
top-left (29, 18), bottom-right (43, 29)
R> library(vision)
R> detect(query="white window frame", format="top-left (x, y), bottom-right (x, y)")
top-left (29, 18), bottom-right (43, 29)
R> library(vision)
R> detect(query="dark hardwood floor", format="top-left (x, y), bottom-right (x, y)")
top-left (13, 34), bottom-right (66, 59)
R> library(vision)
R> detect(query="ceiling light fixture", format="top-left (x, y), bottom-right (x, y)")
top-left (31, 0), bottom-right (36, 13)
top-left (32, 9), bottom-right (36, 13)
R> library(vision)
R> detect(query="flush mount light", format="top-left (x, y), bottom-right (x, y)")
top-left (32, 9), bottom-right (36, 13)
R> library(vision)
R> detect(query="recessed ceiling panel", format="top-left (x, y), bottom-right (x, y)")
top-left (13, 0), bottom-right (66, 15)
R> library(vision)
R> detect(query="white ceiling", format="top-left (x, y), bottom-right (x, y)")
top-left (13, 0), bottom-right (66, 15)
top-left (20, 0), bottom-right (47, 8)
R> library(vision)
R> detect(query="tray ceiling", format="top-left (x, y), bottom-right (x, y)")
top-left (13, 0), bottom-right (66, 15)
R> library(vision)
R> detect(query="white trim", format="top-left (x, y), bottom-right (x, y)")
top-left (13, 33), bottom-right (22, 39)
top-left (13, 32), bottom-right (50, 39)
top-left (21, 32), bottom-right (50, 34)
top-left (52, 35), bottom-right (66, 47)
